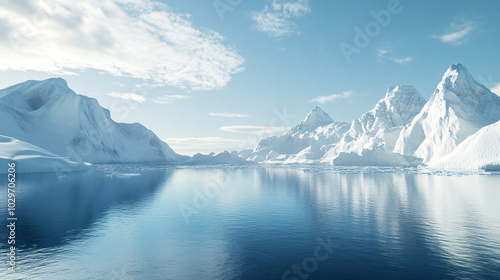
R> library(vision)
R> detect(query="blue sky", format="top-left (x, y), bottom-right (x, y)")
top-left (1, 0), bottom-right (499, 155)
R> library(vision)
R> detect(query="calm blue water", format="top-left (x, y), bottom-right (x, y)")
top-left (1, 166), bottom-right (499, 280)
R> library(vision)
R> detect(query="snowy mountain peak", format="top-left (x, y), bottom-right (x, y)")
top-left (330, 84), bottom-right (425, 161)
top-left (384, 85), bottom-right (424, 108)
top-left (298, 106), bottom-right (334, 130)
top-left (374, 85), bottom-right (426, 126)
top-left (0, 78), bottom-right (76, 112)
top-left (440, 63), bottom-right (478, 91)
top-left (385, 85), bottom-right (419, 100)
top-left (434, 63), bottom-right (500, 111)
top-left (8, 77), bottom-right (72, 94)
top-left (394, 63), bottom-right (500, 163)
top-left (41, 77), bottom-right (69, 87)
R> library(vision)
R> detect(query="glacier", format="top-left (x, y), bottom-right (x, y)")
top-left (0, 78), bottom-right (188, 164)
top-left (394, 64), bottom-right (500, 164)
top-left (241, 64), bottom-right (499, 170)
top-left (429, 120), bottom-right (500, 171)
top-left (238, 64), bottom-right (499, 170)
top-left (246, 106), bottom-right (350, 163)
top-left (243, 85), bottom-right (426, 166)
top-left (322, 85), bottom-right (426, 165)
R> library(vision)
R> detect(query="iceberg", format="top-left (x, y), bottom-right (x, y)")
top-left (0, 78), bottom-right (187, 163)
top-left (394, 64), bottom-right (500, 163)
top-left (429, 120), bottom-right (500, 171)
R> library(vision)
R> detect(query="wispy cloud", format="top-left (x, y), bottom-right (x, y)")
top-left (377, 48), bottom-right (412, 64)
top-left (0, 0), bottom-right (244, 90)
top-left (152, 95), bottom-right (192, 104)
top-left (108, 92), bottom-right (146, 103)
top-left (377, 48), bottom-right (389, 61)
top-left (209, 112), bottom-right (250, 118)
top-left (250, 0), bottom-right (311, 38)
top-left (108, 91), bottom-right (190, 104)
top-left (308, 91), bottom-right (355, 104)
top-left (163, 137), bottom-right (255, 156)
top-left (220, 125), bottom-right (290, 135)
top-left (433, 21), bottom-right (476, 45)
top-left (392, 57), bottom-right (413, 64)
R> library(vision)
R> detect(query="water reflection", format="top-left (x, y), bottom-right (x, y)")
top-left (0, 167), bottom-right (498, 280)
top-left (0, 169), bottom-right (170, 249)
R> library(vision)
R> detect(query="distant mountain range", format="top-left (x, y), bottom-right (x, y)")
top-left (1, 64), bottom-right (499, 172)
top-left (240, 64), bottom-right (500, 170)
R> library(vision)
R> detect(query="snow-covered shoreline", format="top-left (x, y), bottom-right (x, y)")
top-left (0, 135), bottom-right (91, 174)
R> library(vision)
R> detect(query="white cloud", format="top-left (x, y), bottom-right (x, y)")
top-left (433, 21), bottom-right (475, 45)
top-left (152, 95), bottom-right (192, 104)
top-left (491, 83), bottom-right (500, 97)
top-left (250, 0), bottom-right (311, 38)
top-left (377, 48), bottom-right (412, 64)
top-left (209, 112), bottom-right (249, 118)
top-left (108, 92), bottom-right (146, 103)
top-left (163, 137), bottom-right (256, 156)
top-left (220, 125), bottom-right (290, 135)
top-left (108, 91), bottom-right (190, 104)
top-left (308, 91), bottom-right (355, 104)
top-left (377, 48), bottom-right (389, 61)
top-left (392, 57), bottom-right (412, 64)
top-left (0, 0), bottom-right (244, 90)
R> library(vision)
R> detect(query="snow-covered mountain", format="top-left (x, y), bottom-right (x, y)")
top-left (243, 85), bottom-right (426, 165)
top-left (0, 135), bottom-right (91, 173)
top-left (2, 63), bottom-right (497, 170)
top-left (394, 64), bottom-right (500, 163)
top-left (0, 78), bottom-right (187, 163)
top-left (429, 120), bottom-right (500, 171)
top-left (332, 148), bottom-right (422, 167)
top-left (246, 106), bottom-right (350, 163)
top-left (322, 85), bottom-right (426, 164)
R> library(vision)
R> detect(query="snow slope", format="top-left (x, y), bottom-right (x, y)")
top-left (394, 64), bottom-right (500, 163)
top-left (323, 85), bottom-right (426, 164)
top-left (246, 106), bottom-right (350, 163)
top-left (0, 135), bottom-right (91, 173)
top-left (244, 86), bottom-right (425, 165)
top-left (429, 121), bottom-right (500, 171)
top-left (0, 78), bottom-right (187, 163)
top-left (332, 147), bottom-right (423, 167)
